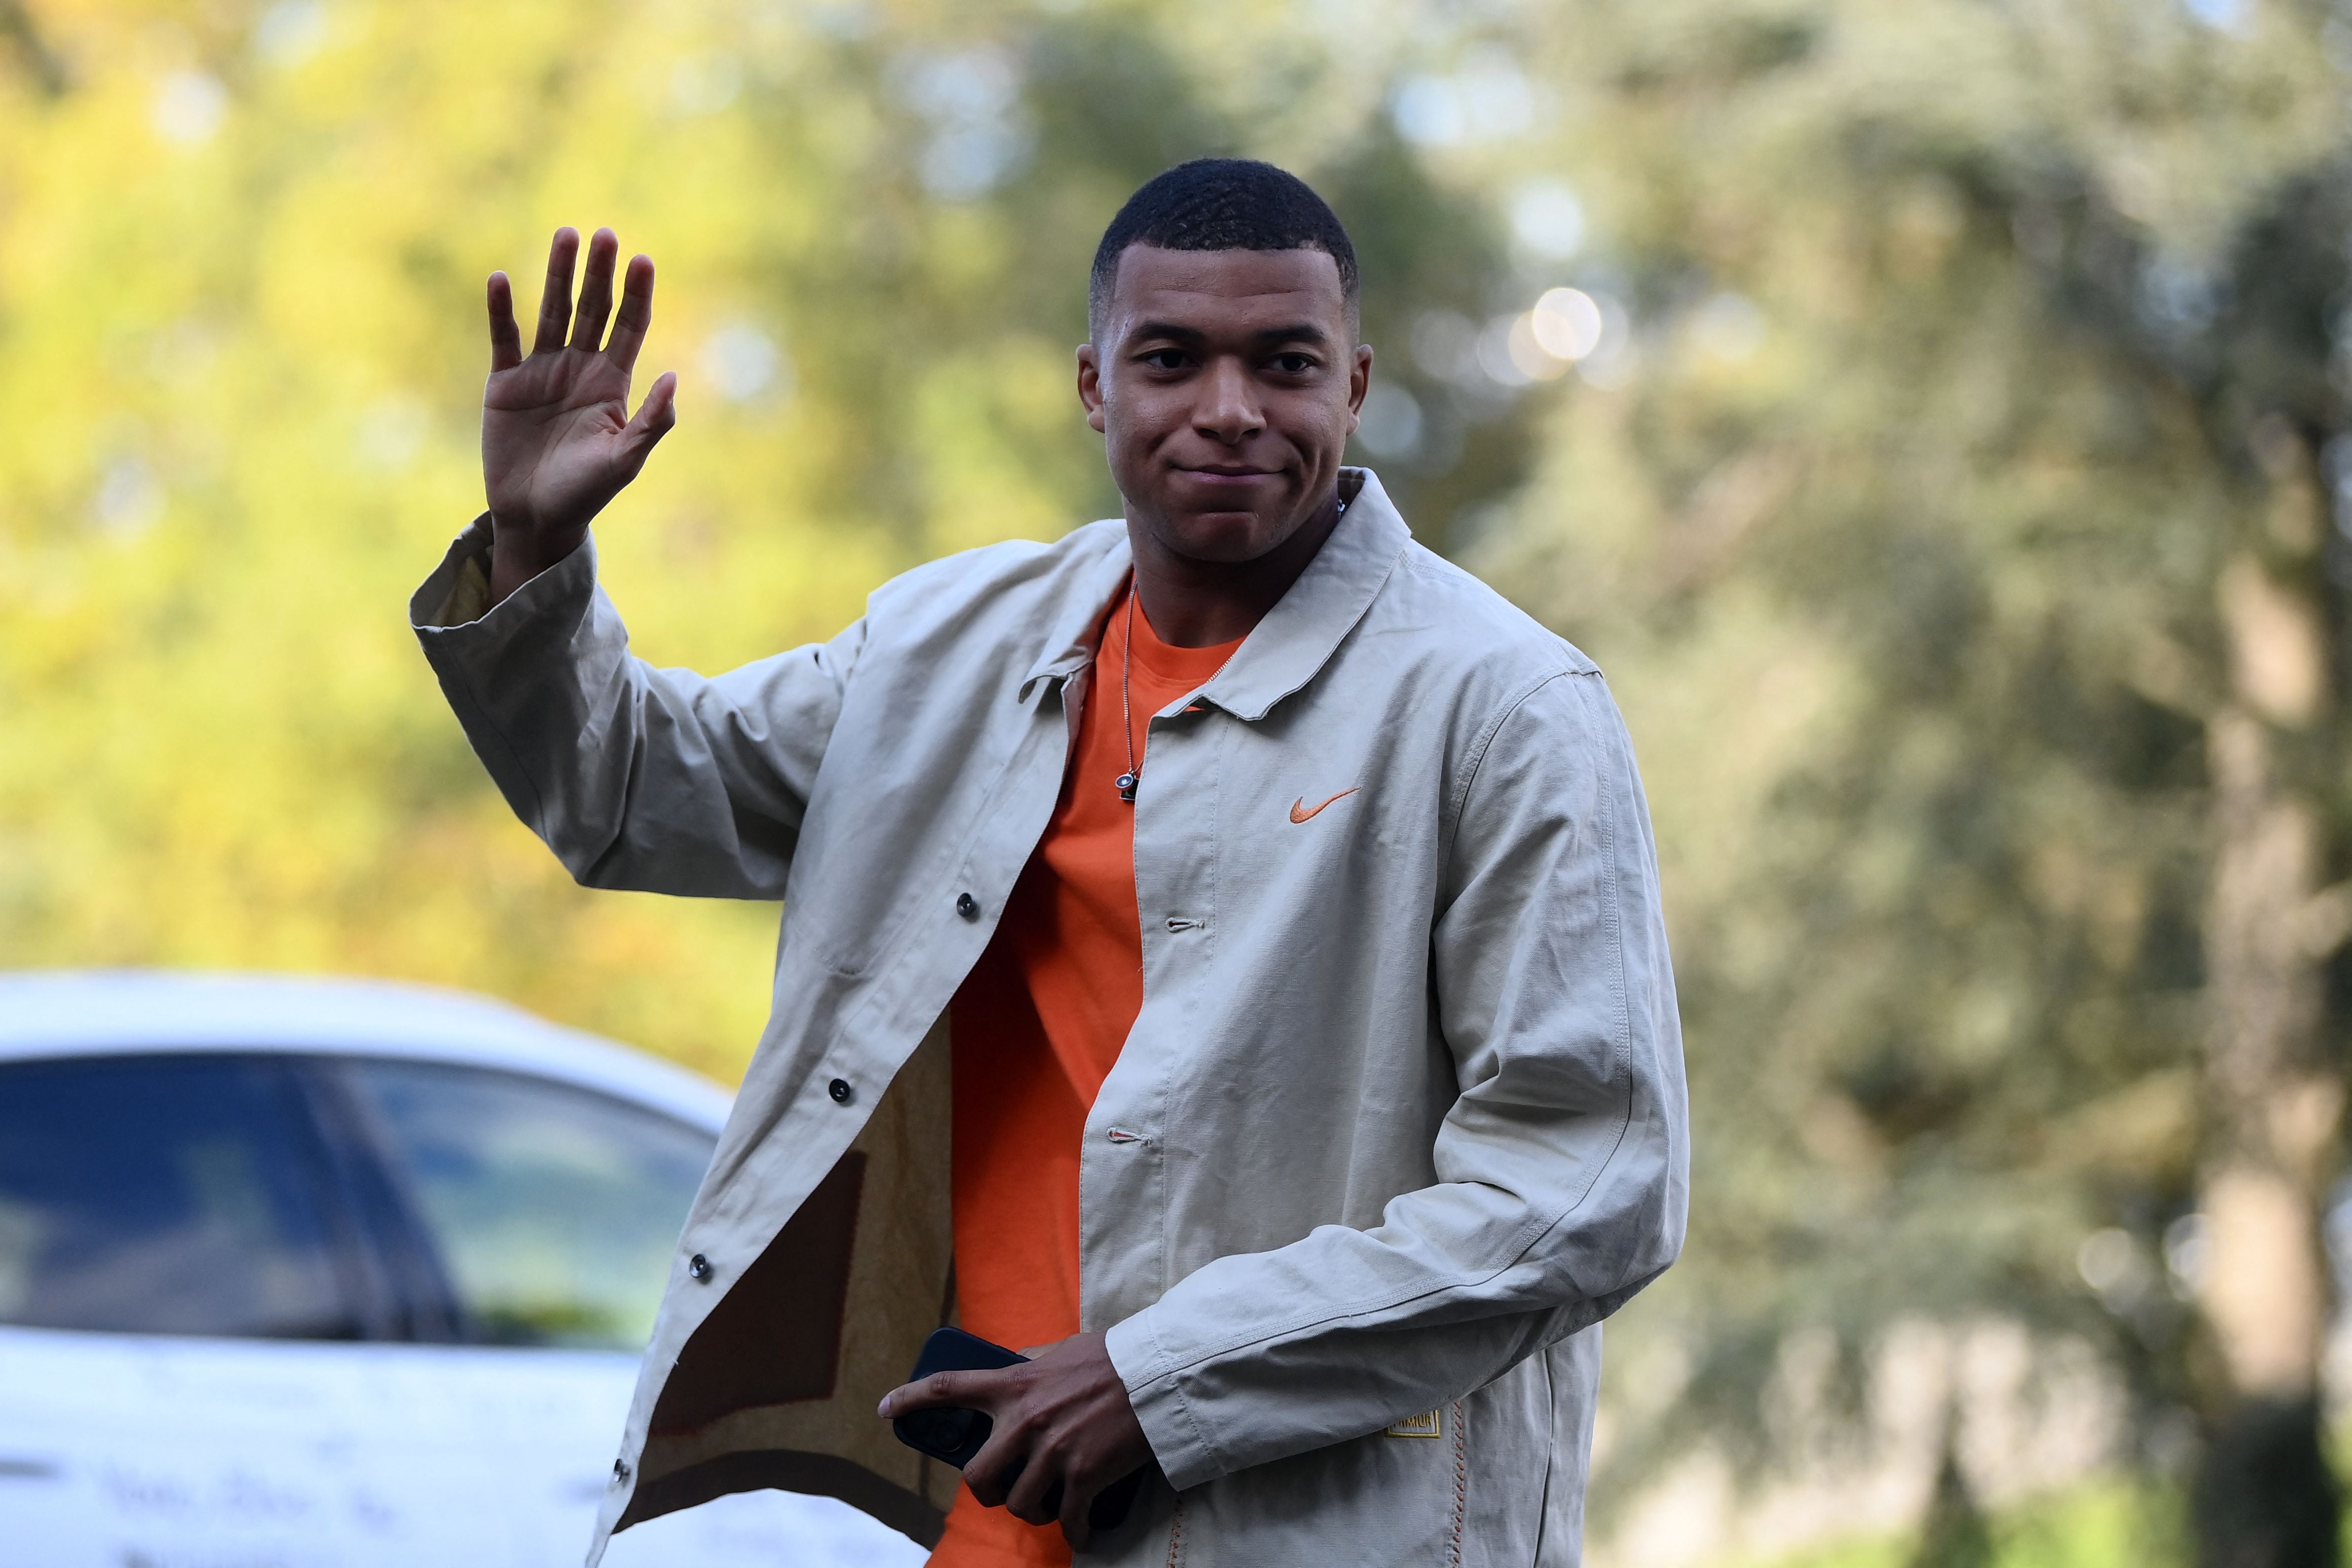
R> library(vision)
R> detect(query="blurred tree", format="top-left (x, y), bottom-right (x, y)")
top-left (0, 4), bottom-right (1525, 1065)
top-left (1912, 1430), bottom-right (1995, 1568)
top-left (1466, 0), bottom-right (2352, 1561)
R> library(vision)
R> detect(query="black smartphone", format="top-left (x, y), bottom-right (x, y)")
top-left (892, 1326), bottom-right (1147, 1533)
top-left (893, 1326), bottom-right (1025, 1468)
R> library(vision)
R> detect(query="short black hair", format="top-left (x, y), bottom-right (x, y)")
top-left (1088, 159), bottom-right (1359, 341)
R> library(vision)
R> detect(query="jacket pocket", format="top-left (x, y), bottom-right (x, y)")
top-left (1162, 1410), bottom-right (1467, 1568)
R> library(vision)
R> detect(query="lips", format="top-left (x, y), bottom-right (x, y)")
top-left (1177, 467), bottom-right (1278, 484)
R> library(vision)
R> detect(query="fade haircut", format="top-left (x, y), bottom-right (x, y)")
top-left (1088, 159), bottom-right (1360, 343)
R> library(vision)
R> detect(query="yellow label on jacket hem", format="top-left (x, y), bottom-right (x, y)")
top-left (1385, 1409), bottom-right (1442, 1438)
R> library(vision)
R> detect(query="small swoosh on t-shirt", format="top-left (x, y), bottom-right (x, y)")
top-left (1289, 788), bottom-right (1360, 824)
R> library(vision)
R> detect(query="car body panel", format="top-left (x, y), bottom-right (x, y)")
top-left (0, 971), bottom-right (732, 1134)
top-left (0, 972), bottom-right (926, 1568)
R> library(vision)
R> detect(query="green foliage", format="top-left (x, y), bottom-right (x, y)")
top-left (1457, 0), bottom-right (2352, 1542)
top-left (1912, 1444), bottom-right (1996, 1568)
top-left (1762, 1479), bottom-right (2167, 1568)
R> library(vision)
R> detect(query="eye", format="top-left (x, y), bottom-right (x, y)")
top-left (1271, 353), bottom-right (1318, 375)
top-left (1138, 349), bottom-right (1190, 371)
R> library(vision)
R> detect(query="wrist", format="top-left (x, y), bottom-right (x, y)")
top-left (487, 518), bottom-right (587, 605)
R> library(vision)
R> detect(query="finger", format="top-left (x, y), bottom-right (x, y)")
top-left (604, 254), bottom-right (656, 373)
top-left (1057, 1474), bottom-right (1094, 1552)
top-left (570, 227), bottom-right (620, 352)
top-left (615, 372), bottom-right (678, 479)
top-left (487, 273), bottom-right (522, 372)
top-left (1003, 1442), bottom-right (1061, 1525)
top-left (878, 1366), bottom-right (996, 1418)
top-left (532, 228), bottom-right (580, 355)
top-left (961, 1432), bottom-right (1019, 1508)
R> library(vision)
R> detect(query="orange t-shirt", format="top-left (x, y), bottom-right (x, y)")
top-left (931, 583), bottom-right (1241, 1568)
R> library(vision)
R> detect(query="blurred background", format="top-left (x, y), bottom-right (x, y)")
top-left (3, 0), bottom-right (2351, 1563)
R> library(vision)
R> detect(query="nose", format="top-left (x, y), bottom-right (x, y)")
top-left (1192, 356), bottom-right (1264, 447)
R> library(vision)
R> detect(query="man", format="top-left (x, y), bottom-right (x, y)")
top-left (413, 160), bottom-right (1686, 1567)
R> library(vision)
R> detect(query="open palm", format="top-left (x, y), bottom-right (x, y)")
top-left (481, 227), bottom-right (676, 600)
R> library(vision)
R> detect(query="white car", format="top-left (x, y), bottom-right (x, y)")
top-left (0, 971), bottom-right (928, 1568)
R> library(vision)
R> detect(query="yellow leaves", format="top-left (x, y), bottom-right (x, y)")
top-left (0, 3), bottom-right (942, 1079)
top-left (0, 0), bottom-right (1260, 1079)
top-left (912, 337), bottom-right (1098, 556)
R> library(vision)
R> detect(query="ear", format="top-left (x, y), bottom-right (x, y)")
top-left (1347, 344), bottom-right (1373, 432)
top-left (1076, 343), bottom-right (1107, 434)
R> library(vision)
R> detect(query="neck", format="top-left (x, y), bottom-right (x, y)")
top-left (1126, 474), bottom-right (1358, 647)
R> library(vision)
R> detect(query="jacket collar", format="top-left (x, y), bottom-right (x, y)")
top-left (1019, 467), bottom-right (1412, 720)
top-left (1019, 526), bottom-right (1136, 699)
top-left (1203, 468), bottom-right (1410, 721)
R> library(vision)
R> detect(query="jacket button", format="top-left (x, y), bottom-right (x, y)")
top-left (612, 1459), bottom-right (631, 1485)
top-left (956, 892), bottom-right (979, 919)
top-left (828, 1077), bottom-right (853, 1104)
top-left (688, 1253), bottom-right (711, 1282)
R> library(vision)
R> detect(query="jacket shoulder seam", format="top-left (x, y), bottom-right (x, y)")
top-left (1439, 667), bottom-right (1596, 862)
top-left (866, 524), bottom-right (1122, 620)
top-left (1391, 550), bottom-right (1603, 673)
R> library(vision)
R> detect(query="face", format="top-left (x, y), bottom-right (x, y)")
top-left (1078, 244), bottom-right (1372, 565)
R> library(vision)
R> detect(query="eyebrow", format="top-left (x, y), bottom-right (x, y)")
top-left (1128, 320), bottom-right (1334, 348)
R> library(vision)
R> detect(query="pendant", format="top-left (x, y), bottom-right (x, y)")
top-left (1116, 772), bottom-right (1137, 802)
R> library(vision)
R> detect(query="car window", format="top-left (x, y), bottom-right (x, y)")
top-left (0, 1055), bottom-right (359, 1338)
top-left (343, 1060), bottom-right (714, 1351)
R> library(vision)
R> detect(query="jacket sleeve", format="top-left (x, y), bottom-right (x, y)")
top-left (1103, 668), bottom-right (1689, 1490)
top-left (409, 516), bottom-right (862, 901)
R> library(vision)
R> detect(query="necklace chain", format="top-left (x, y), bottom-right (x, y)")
top-left (1116, 586), bottom-right (1140, 801)
top-left (1115, 495), bottom-right (1347, 805)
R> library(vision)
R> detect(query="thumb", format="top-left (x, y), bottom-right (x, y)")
top-left (616, 371), bottom-right (678, 476)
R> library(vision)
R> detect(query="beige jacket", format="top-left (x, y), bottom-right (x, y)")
top-left (411, 470), bottom-right (1687, 1568)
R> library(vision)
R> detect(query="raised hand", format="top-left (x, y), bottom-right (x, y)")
top-left (481, 227), bottom-right (677, 603)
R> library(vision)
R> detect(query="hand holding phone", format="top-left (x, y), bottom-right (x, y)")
top-left (888, 1326), bottom-right (1147, 1534)
top-left (891, 1326), bottom-right (1027, 1467)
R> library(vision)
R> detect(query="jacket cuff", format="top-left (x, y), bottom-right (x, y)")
top-left (1106, 1310), bottom-right (1226, 1492)
top-left (408, 513), bottom-right (596, 636)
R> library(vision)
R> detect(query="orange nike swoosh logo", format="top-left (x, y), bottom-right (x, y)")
top-left (1289, 788), bottom-right (1360, 824)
